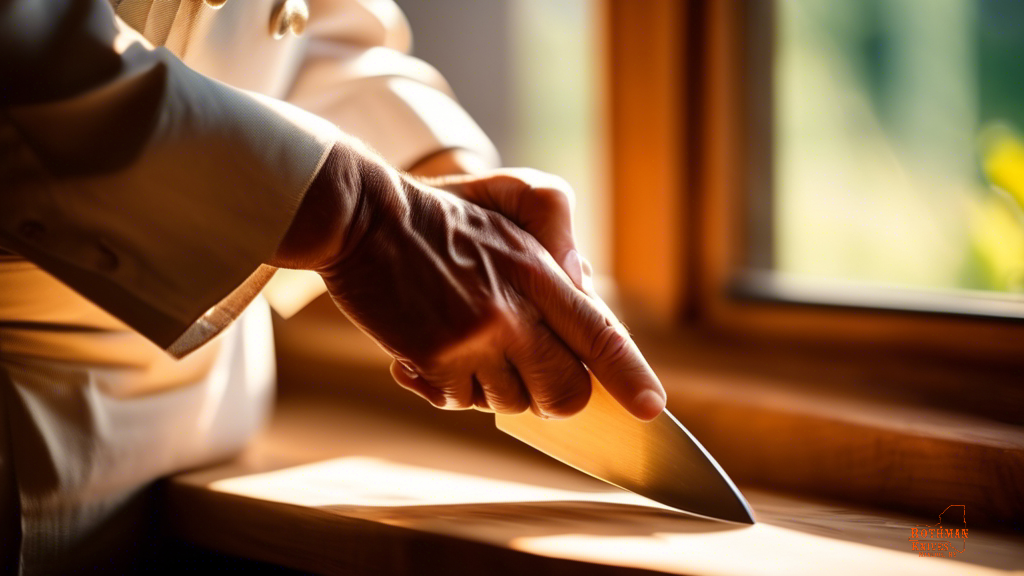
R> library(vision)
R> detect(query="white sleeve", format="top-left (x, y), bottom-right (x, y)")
top-left (290, 0), bottom-right (500, 170)
top-left (0, 0), bottom-right (342, 355)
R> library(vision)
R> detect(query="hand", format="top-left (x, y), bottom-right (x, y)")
top-left (409, 150), bottom-right (611, 321)
top-left (424, 168), bottom-right (594, 294)
top-left (408, 149), bottom-right (591, 293)
top-left (272, 142), bottom-right (666, 420)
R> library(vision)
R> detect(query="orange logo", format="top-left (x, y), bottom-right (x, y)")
top-left (908, 505), bottom-right (968, 558)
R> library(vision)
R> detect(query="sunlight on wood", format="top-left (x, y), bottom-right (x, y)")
top-left (208, 456), bottom-right (667, 510)
top-left (171, 395), bottom-right (1024, 575)
top-left (510, 526), bottom-right (1010, 576)
top-left (203, 456), bottom-right (1020, 576)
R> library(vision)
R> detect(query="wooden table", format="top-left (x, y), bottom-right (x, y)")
top-left (167, 392), bottom-right (1024, 575)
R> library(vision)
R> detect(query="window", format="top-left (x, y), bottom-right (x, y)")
top-left (772, 0), bottom-right (1024, 296)
top-left (609, 0), bottom-right (1024, 366)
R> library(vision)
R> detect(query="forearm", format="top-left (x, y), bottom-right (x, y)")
top-left (269, 141), bottom-right (363, 272)
top-left (272, 146), bottom-right (493, 272)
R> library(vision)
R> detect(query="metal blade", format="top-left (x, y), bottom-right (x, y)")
top-left (495, 373), bottom-right (755, 524)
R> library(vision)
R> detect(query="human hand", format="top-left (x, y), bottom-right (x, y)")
top-left (407, 149), bottom-right (592, 295)
top-left (424, 168), bottom-right (594, 295)
top-left (273, 143), bottom-right (665, 420)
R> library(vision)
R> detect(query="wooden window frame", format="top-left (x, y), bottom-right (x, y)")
top-left (608, 0), bottom-right (1024, 393)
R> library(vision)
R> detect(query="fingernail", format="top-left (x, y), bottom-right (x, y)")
top-left (398, 361), bottom-right (419, 379)
top-left (562, 249), bottom-right (585, 290)
top-left (580, 255), bottom-right (595, 293)
top-left (633, 390), bottom-right (666, 421)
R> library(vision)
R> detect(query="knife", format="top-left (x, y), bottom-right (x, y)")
top-left (495, 372), bottom-right (755, 524)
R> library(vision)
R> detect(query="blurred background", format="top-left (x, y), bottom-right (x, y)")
top-left (397, 0), bottom-right (1024, 297)
top-left (775, 0), bottom-right (1024, 294)
top-left (396, 0), bottom-right (610, 275)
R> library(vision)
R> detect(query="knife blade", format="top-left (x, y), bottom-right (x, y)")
top-left (495, 372), bottom-right (755, 524)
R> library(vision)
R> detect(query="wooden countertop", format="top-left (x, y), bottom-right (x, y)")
top-left (167, 392), bottom-right (1024, 575)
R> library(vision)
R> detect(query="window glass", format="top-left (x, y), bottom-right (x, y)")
top-left (775, 0), bottom-right (1024, 293)
top-left (509, 0), bottom-right (608, 274)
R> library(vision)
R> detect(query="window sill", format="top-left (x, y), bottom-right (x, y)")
top-left (270, 294), bottom-right (1024, 531)
top-left (166, 390), bottom-right (1024, 574)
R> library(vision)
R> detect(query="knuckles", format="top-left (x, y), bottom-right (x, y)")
top-left (489, 391), bottom-right (531, 415)
top-left (533, 376), bottom-right (590, 418)
top-left (532, 181), bottom-right (575, 214)
top-left (354, 170), bottom-right (590, 416)
top-left (491, 169), bottom-right (576, 213)
top-left (440, 394), bottom-right (475, 411)
top-left (589, 322), bottom-right (633, 369)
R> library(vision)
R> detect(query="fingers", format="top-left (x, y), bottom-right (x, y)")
top-left (390, 359), bottom-right (475, 410)
top-left (505, 172), bottom-right (582, 290)
top-left (473, 362), bottom-right (530, 414)
top-left (521, 257), bottom-right (667, 421)
top-left (560, 249), bottom-right (587, 293)
top-left (390, 360), bottom-right (444, 407)
top-left (392, 355), bottom-right (530, 415)
top-left (471, 376), bottom-right (491, 411)
top-left (508, 323), bottom-right (592, 419)
top-left (388, 167), bottom-right (650, 420)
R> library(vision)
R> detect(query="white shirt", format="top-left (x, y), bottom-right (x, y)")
top-left (0, 0), bottom-right (498, 572)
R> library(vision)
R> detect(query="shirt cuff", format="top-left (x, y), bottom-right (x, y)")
top-left (1, 52), bottom-right (340, 356)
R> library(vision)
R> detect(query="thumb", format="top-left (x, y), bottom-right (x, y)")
top-left (541, 229), bottom-right (586, 292)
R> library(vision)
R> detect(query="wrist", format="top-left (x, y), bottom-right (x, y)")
top-left (270, 142), bottom-right (374, 273)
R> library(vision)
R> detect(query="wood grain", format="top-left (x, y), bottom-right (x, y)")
top-left (606, 0), bottom-right (690, 324)
top-left (167, 394), bottom-right (1024, 575)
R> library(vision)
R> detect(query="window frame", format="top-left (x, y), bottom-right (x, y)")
top-left (607, 0), bottom-right (1024, 370)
